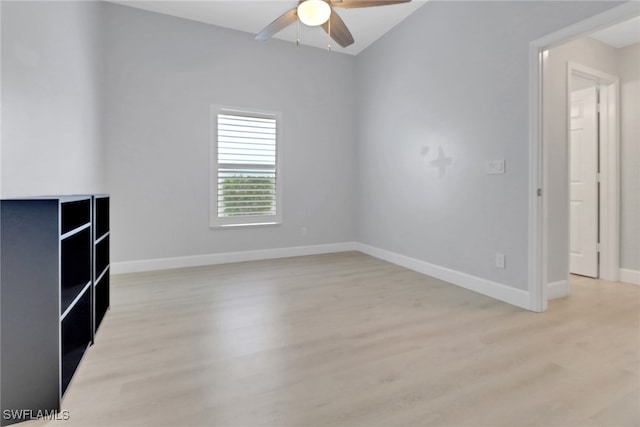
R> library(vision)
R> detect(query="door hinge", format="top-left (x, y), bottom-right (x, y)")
top-left (597, 103), bottom-right (601, 113)
top-left (597, 243), bottom-right (601, 252)
top-left (597, 173), bottom-right (601, 182)
top-left (537, 188), bottom-right (542, 197)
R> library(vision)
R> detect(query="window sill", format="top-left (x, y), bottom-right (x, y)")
top-left (210, 221), bottom-right (282, 230)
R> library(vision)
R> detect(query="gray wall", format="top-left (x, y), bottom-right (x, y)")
top-left (355, 1), bottom-right (622, 291)
top-left (619, 43), bottom-right (640, 271)
top-left (1, 0), bottom-right (629, 288)
top-left (102, 3), bottom-right (357, 263)
top-left (545, 37), bottom-right (640, 281)
top-left (1, 1), bottom-right (104, 197)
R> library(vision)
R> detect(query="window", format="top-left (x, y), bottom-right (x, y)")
top-left (210, 106), bottom-right (282, 227)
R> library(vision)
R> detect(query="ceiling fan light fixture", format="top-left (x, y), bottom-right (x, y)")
top-left (297, 0), bottom-right (331, 27)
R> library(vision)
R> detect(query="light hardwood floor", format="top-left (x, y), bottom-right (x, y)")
top-left (28, 252), bottom-right (639, 426)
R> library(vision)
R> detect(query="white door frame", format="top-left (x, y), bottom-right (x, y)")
top-left (567, 63), bottom-right (619, 282)
top-left (528, 2), bottom-right (638, 312)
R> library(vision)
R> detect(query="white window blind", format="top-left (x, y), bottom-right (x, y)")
top-left (210, 108), bottom-right (282, 227)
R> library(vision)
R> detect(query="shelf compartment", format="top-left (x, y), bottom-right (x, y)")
top-left (95, 197), bottom-right (109, 239)
top-left (95, 236), bottom-right (110, 279)
top-left (61, 199), bottom-right (91, 235)
top-left (61, 286), bottom-right (92, 396)
top-left (95, 271), bottom-right (109, 332)
top-left (61, 227), bottom-right (91, 315)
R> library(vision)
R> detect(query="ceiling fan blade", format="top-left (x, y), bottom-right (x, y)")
top-left (255, 8), bottom-right (298, 41)
top-left (332, 0), bottom-right (411, 8)
top-left (321, 10), bottom-right (355, 48)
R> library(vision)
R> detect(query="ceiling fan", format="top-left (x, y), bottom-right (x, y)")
top-left (255, 0), bottom-right (412, 48)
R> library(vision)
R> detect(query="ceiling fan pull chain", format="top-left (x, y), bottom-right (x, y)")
top-left (296, 17), bottom-right (300, 46)
top-left (327, 15), bottom-right (332, 51)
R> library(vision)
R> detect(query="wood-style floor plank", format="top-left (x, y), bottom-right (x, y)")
top-left (24, 252), bottom-right (639, 426)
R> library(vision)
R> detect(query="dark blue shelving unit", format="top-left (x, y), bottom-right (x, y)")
top-left (0, 195), bottom-right (110, 426)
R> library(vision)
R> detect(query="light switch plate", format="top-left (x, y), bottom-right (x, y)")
top-left (486, 160), bottom-right (506, 174)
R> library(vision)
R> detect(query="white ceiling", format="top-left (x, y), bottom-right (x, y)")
top-left (589, 15), bottom-right (640, 48)
top-left (111, 0), bottom-right (427, 55)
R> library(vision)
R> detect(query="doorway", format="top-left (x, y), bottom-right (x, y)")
top-left (568, 65), bottom-right (620, 280)
top-left (527, 2), bottom-right (638, 312)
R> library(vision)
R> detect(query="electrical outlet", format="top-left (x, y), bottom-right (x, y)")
top-left (496, 253), bottom-right (506, 269)
top-left (300, 226), bottom-right (308, 237)
top-left (486, 160), bottom-right (506, 174)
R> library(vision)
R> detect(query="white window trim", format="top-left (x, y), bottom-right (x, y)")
top-left (209, 105), bottom-right (283, 228)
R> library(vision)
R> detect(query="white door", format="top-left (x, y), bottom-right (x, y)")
top-left (569, 84), bottom-right (599, 277)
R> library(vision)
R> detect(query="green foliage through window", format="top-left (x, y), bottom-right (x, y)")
top-left (219, 175), bottom-right (275, 217)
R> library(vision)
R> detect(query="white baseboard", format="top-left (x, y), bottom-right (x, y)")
top-left (355, 243), bottom-right (531, 310)
top-left (619, 268), bottom-right (640, 286)
top-left (111, 242), bottom-right (358, 274)
top-left (546, 280), bottom-right (570, 299)
top-left (112, 241), bottom-right (532, 310)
